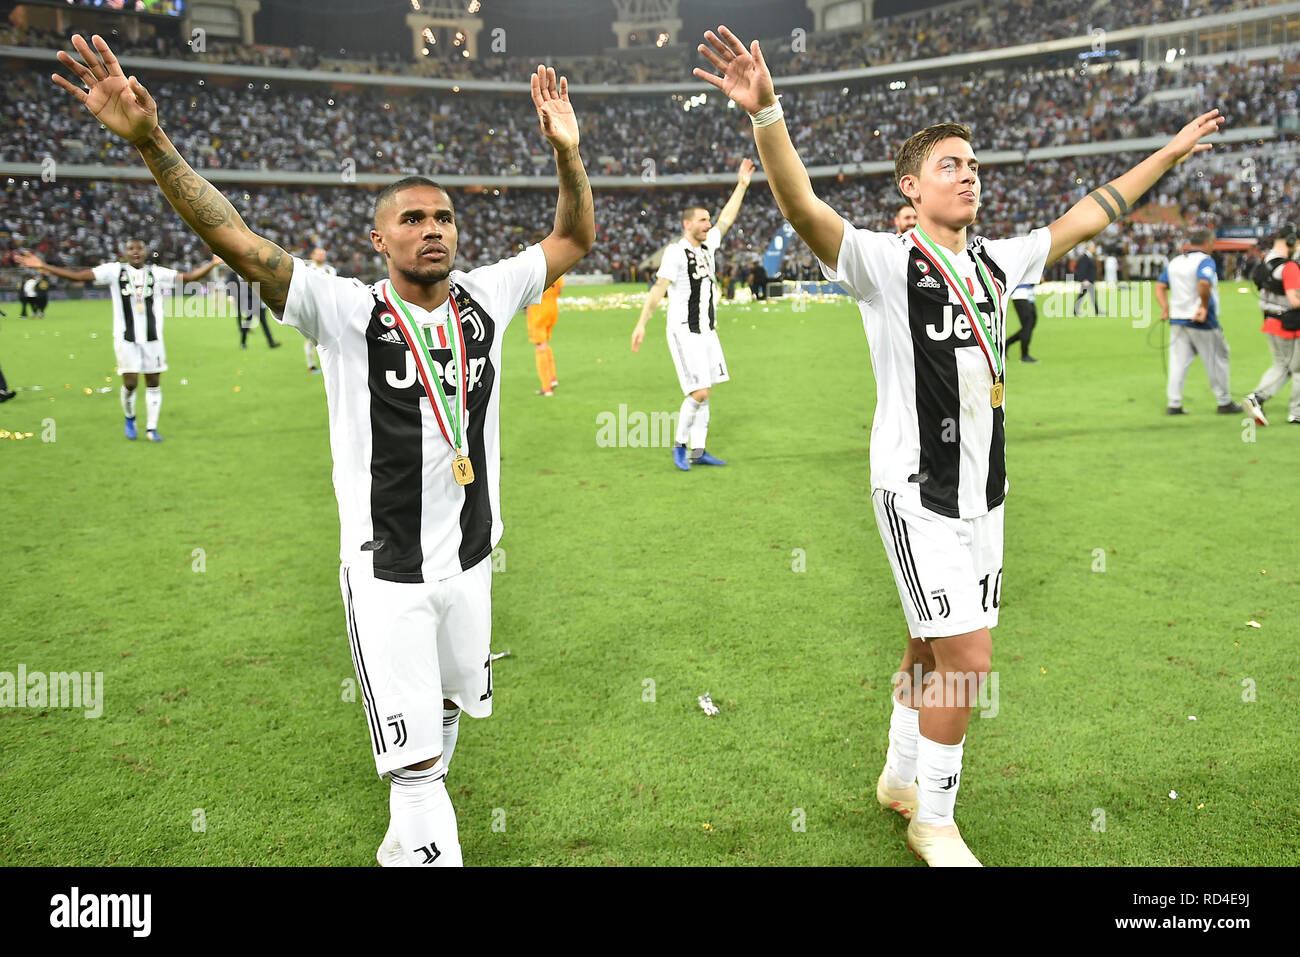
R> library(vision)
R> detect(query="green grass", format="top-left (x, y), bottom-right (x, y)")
top-left (1, 280), bottom-right (1297, 866)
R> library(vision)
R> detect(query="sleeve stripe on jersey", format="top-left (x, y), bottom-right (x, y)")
top-left (883, 492), bottom-right (932, 622)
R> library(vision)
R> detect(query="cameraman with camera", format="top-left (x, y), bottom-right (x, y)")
top-left (1243, 224), bottom-right (1300, 426)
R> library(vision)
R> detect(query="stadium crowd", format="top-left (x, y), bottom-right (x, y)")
top-left (2, 56), bottom-right (1293, 178)
top-left (0, 0), bottom-right (1288, 83)
top-left (4, 143), bottom-right (1292, 287)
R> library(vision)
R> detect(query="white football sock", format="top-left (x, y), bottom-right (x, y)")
top-left (916, 733), bottom-right (965, 827)
top-left (885, 696), bottom-right (920, 789)
top-left (145, 387), bottom-right (162, 431)
top-left (689, 397), bottom-right (710, 453)
top-left (121, 386), bottom-right (136, 418)
top-left (389, 760), bottom-right (462, 866)
top-left (376, 821), bottom-right (408, 867)
top-left (675, 396), bottom-right (700, 447)
top-left (442, 707), bottom-right (461, 771)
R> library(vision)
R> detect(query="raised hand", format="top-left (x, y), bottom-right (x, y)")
top-left (693, 26), bottom-right (776, 116)
top-left (737, 157), bottom-right (756, 186)
top-left (531, 65), bottom-right (578, 152)
top-left (52, 34), bottom-right (159, 145)
top-left (1165, 109), bottom-right (1225, 166)
top-left (15, 251), bottom-right (44, 269)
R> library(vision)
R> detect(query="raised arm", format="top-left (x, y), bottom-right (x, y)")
top-left (52, 35), bottom-right (293, 312)
top-left (531, 65), bottom-right (595, 289)
top-left (695, 27), bottom-right (843, 270)
top-left (14, 252), bottom-right (93, 282)
top-left (1045, 110), bottom-right (1225, 268)
top-left (179, 254), bottom-right (223, 284)
top-left (714, 158), bottom-right (754, 238)
top-left (631, 276), bottom-right (672, 352)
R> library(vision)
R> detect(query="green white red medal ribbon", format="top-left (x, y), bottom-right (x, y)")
top-left (909, 227), bottom-right (1005, 383)
top-left (382, 283), bottom-right (468, 459)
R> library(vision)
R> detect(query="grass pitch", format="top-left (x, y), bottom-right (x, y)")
top-left (0, 280), bottom-right (1296, 866)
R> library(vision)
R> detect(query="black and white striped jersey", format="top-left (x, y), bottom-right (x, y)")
top-left (820, 219), bottom-right (1050, 519)
top-left (91, 262), bottom-right (178, 344)
top-left (658, 226), bottom-right (721, 333)
top-left (277, 246), bottom-right (547, 583)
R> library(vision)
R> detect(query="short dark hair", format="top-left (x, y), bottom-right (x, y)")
top-left (894, 123), bottom-right (973, 207)
top-left (1267, 222), bottom-right (1297, 246)
top-left (373, 176), bottom-right (450, 228)
top-left (680, 205), bottom-right (709, 224)
top-left (1188, 228), bottom-right (1214, 246)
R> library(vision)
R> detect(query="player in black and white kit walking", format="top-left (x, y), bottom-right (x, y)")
top-left (630, 159), bottom-right (755, 471)
top-left (17, 240), bottom-right (221, 441)
top-left (48, 34), bottom-right (594, 865)
top-left (696, 24), bottom-right (1224, 865)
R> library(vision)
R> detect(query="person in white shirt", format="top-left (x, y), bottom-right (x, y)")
top-left (46, 33), bottom-right (594, 866)
top-left (1154, 230), bottom-right (1242, 416)
top-left (17, 240), bottom-right (220, 441)
top-left (20, 275), bottom-right (42, 317)
top-left (697, 24), bottom-right (1224, 866)
top-left (630, 159), bottom-right (754, 471)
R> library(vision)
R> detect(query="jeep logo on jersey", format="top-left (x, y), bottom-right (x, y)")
top-left (386, 352), bottom-right (488, 393)
top-left (368, 285), bottom-right (494, 395)
top-left (926, 305), bottom-right (981, 342)
top-left (118, 265), bottom-right (154, 299)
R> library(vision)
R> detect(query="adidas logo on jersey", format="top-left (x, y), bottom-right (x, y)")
top-left (917, 274), bottom-right (942, 290)
top-left (377, 329), bottom-right (404, 345)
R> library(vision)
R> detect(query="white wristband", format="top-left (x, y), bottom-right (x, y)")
top-left (749, 98), bottom-right (784, 128)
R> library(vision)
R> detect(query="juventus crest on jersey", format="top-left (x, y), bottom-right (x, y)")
top-left (278, 246), bottom-right (547, 583)
top-left (658, 225), bottom-right (721, 333)
top-left (821, 219), bottom-right (1051, 519)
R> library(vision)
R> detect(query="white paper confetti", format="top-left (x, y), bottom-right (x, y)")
top-left (1169, 790), bottom-right (1178, 800)
top-left (1246, 621), bottom-right (1262, 628)
top-left (1188, 715), bottom-right (1197, 721)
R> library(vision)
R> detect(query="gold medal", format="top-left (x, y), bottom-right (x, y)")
top-left (990, 380), bottom-right (1004, 408)
top-left (452, 454), bottom-right (474, 486)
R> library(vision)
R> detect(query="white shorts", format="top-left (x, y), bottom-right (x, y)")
top-left (340, 558), bottom-right (494, 776)
top-left (667, 325), bottom-right (729, 394)
top-left (114, 339), bottom-right (167, 374)
top-left (871, 489), bottom-right (1004, 639)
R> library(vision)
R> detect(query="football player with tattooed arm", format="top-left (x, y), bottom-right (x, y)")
top-left (50, 34), bottom-right (594, 866)
top-left (695, 24), bottom-right (1224, 867)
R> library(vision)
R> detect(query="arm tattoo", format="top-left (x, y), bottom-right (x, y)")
top-left (1088, 183), bottom-right (1132, 224)
top-left (553, 145), bottom-right (592, 239)
top-left (138, 135), bottom-right (238, 232)
top-left (137, 132), bottom-right (292, 308)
